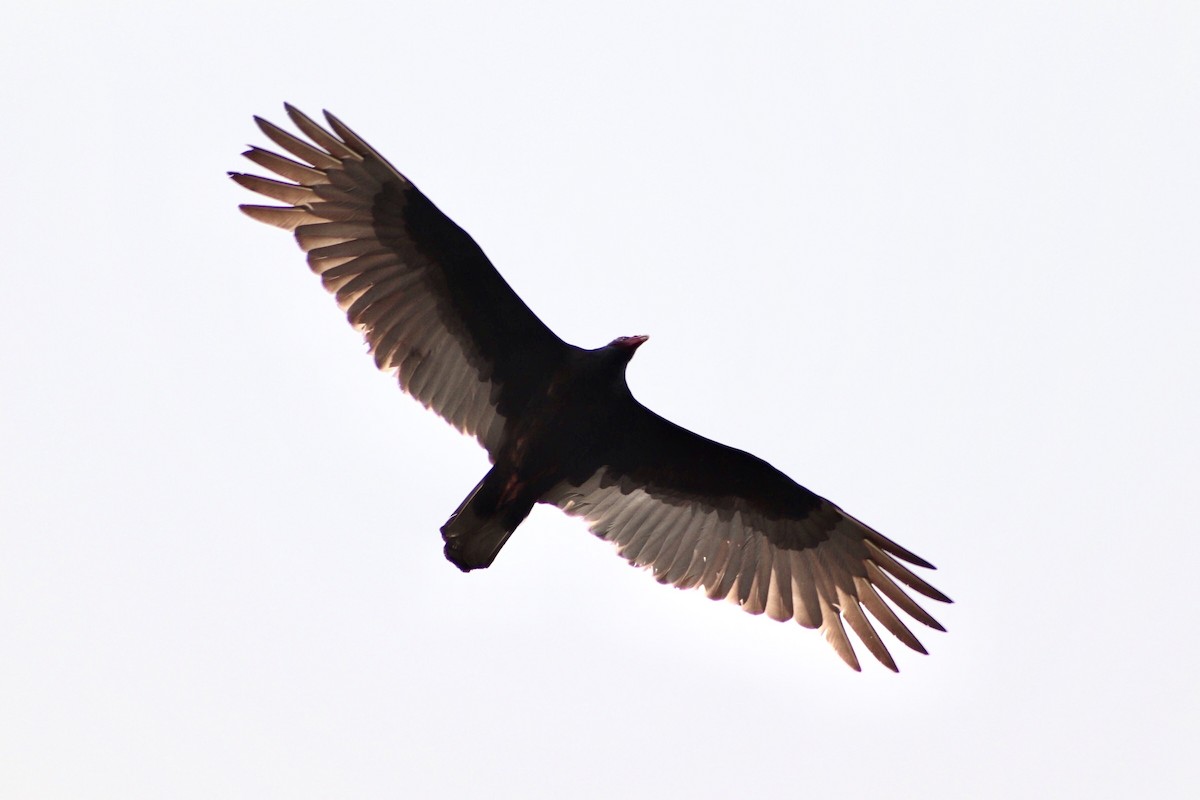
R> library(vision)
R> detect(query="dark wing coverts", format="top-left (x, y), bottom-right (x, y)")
top-left (546, 406), bottom-right (950, 671)
top-left (231, 105), bottom-right (567, 455)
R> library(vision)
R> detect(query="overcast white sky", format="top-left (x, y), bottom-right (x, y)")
top-left (2, 2), bottom-right (1198, 798)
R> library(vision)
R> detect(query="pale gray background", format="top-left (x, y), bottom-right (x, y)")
top-left (2, 2), bottom-right (1197, 798)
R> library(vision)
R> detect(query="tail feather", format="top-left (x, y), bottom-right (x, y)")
top-left (441, 470), bottom-right (531, 571)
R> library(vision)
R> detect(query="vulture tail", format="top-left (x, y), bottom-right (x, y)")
top-left (441, 468), bottom-right (532, 571)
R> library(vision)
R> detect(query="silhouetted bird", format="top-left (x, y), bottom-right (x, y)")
top-left (232, 106), bottom-right (951, 670)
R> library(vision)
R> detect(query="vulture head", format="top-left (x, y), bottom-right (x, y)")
top-left (607, 334), bottom-right (649, 357)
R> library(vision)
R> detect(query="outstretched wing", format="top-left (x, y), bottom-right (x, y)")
top-left (231, 105), bottom-right (569, 456)
top-left (545, 403), bottom-right (951, 672)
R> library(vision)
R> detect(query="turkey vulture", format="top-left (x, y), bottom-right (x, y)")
top-left (231, 105), bottom-right (950, 671)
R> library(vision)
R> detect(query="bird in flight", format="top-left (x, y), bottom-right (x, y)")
top-left (231, 105), bottom-right (950, 671)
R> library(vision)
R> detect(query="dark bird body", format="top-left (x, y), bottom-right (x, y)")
top-left (232, 105), bottom-right (951, 671)
top-left (442, 341), bottom-right (648, 571)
